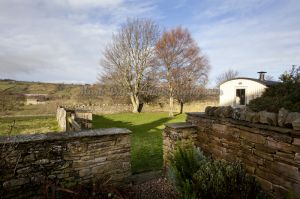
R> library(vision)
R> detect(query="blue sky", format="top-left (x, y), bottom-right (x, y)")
top-left (0, 0), bottom-right (299, 86)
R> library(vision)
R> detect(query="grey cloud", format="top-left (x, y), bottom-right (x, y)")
top-left (0, 54), bottom-right (45, 75)
top-left (0, 0), bottom-right (157, 82)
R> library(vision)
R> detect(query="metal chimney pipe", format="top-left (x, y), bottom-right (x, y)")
top-left (257, 71), bottom-right (266, 81)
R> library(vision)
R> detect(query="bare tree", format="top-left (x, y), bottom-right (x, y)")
top-left (139, 69), bottom-right (160, 104)
top-left (215, 69), bottom-right (239, 87)
top-left (100, 18), bottom-right (159, 113)
top-left (279, 65), bottom-right (300, 83)
top-left (155, 27), bottom-right (209, 117)
top-left (173, 79), bottom-right (206, 114)
top-left (265, 75), bottom-right (274, 81)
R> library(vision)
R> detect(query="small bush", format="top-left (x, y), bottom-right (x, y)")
top-left (248, 82), bottom-right (300, 112)
top-left (248, 66), bottom-right (300, 113)
top-left (168, 144), bottom-right (268, 199)
top-left (193, 160), bottom-right (266, 199)
top-left (168, 143), bottom-right (207, 199)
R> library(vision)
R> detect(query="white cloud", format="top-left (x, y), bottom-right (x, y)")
top-left (65, 0), bottom-right (123, 8)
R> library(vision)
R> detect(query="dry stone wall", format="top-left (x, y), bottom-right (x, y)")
top-left (163, 113), bottom-right (300, 198)
top-left (205, 106), bottom-right (300, 130)
top-left (60, 100), bottom-right (219, 115)
top-left (143, 100), bottom-right (219, 113)
top-left (0, 128), bottom-right (131, 198)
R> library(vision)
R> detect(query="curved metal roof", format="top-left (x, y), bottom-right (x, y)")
top-left (220, 77), bottom-right (280, 87)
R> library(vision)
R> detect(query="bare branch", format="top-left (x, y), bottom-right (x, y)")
top-left (155, 26), bottom-right (209, 116)
top-left (99, 18), bottom-right (159, 112)
top-left (215, 69), bottom-right (239, 87)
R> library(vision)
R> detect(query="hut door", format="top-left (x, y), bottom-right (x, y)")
top-left (236, 89), bottom-right (245, 105)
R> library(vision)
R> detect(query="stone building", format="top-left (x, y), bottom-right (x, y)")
top-left (24, 94), bottom-right (48, 105)
top-left (219, 72), bottom-right (279, 107)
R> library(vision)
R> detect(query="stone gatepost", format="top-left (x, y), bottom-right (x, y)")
top-left (163, 122), bottom-right (197, 169)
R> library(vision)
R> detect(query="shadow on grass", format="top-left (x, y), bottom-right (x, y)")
top-left (93, 115), bottom-right (133, 129)
top-left (92, 114), bottom-right (174, 174)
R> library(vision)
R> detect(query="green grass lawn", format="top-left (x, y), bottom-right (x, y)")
top-left (93, 112), bottom-right (186, 174)
top-left (0, 116), bottom-right (60, 135)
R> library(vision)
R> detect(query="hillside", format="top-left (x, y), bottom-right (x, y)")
top-left (0, 79), bottom-right (85, 99)
top-left (0, 79), bottom-right (93, 116)
top-left (0, 79), bottom-right (219, 116)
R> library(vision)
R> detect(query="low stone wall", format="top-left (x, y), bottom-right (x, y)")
top-left (0, 128), bottom-right (131, 198)
top-left (205, 106), bottom-right (300, 130)
top-left (143, 100), bottom-right (219, 113)
top-left (61, 104), bottom-right (132, 115)
top-left (163, 113), bottom-right (300, 198)
top-left (61, 100), bottom-right (219, 115)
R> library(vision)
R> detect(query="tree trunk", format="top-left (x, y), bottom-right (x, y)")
top-left (169, 96), bottom-right (174, 117)
top-left (179, 100), bottom-right (184, 114)
top-left (130, 94), bottom-right (140, 113)
top-left (138, 103), bottom-right (144, 113)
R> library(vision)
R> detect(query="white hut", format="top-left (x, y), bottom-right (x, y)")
top-left (219, 72), bottom-right (279, 107)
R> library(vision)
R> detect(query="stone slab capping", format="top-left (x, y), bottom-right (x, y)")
top-left (0, 128), bottom-right (131, 199)
top-left (163, 112), bottom-right (300, 198)
top-left (205, 106), bottom-right (300, 130)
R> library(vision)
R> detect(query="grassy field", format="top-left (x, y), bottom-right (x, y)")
top-left (0, 116), bottom-right (60, 135)
top-left (93, 112), bottom-right (186, 174)
top-left (0, 79), bottom-right (82, 98)
top-left (1, 104), bottom-right (58, 116)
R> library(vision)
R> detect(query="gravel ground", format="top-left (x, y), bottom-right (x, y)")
top-left (125, 177), bottom-right (177, 199)
top-left (55, 172), bottom-right (176, 199)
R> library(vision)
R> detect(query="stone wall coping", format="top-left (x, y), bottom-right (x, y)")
top-left (165, 122), bottom-right (197, 129)
top-left (187, 112), bottom-right (300, 136)
top-left (0, 128), bottom-right (131, 144)
top-left (59, 106), bottom-right (91, 113)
